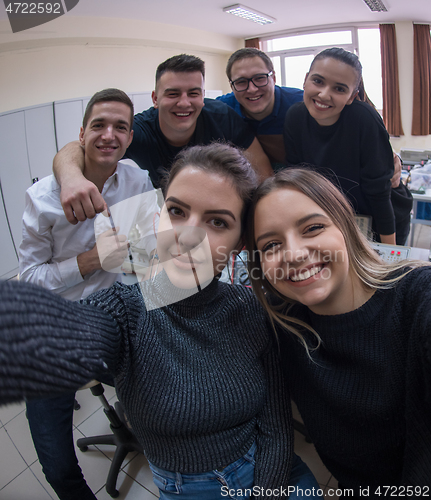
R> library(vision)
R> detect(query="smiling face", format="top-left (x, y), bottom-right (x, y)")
top-left (79, 101), bottom-right (133, 174)
top-left (157, 166), bottom-right (243, 289)
top-left (303, 57), bottom-right (359, 126)
top-left (152, 71), bottom-right (205, 147)
top-left (253, 187), bottom-right (365, 315)
top-left (229, 56), bottom-right (276, 121)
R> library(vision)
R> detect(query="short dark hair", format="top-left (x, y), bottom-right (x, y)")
top-left (82, 88), bottom-right (134, 130)
top-left (226, 48), bottom-right (274, 81)
top-left (155, 54), bottom-right (205, 87)
top-left (162, 142), bottom-right (258, 231)
top-left (310, 47), bottom-right (362, 88)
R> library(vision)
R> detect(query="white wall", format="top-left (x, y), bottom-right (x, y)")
top-left (389, 21), bottom-right (431, 153)
top-left (0, 16), bottom-right (242, 113)
top-left (0, 15), bottom-right (243, 279)
top-left (1, 15), bottom-right (429, 151)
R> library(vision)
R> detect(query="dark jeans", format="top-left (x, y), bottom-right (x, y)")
top-left (26, 392), bottom-right (97, 500)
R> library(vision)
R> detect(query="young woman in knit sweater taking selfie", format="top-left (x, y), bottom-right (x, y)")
top-left (0, 143), bottom-right (319, 499)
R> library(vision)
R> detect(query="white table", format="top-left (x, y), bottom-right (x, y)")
top-left (409, 190), bottom-right (431, 246)
top-left (409, 246), bottom-right (429, 261)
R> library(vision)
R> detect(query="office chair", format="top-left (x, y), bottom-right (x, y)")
top-left (76, 383), bottom-right (144, 498)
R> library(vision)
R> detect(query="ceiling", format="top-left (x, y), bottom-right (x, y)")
top-left (1, 0), bottom-right (430, 39)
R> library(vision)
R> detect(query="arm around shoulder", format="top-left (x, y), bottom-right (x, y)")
top-left (53, 141), bottom-right (107, 224)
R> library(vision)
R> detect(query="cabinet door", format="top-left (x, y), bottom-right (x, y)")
top-left (25, 104), bottom-right (57, 182)
top-left (131, 93), bottom-right (153, 114)
top-left (0, 111), bottom-right (32, 251)
top-left (54, 99), bottom-right (83, 150)
top-left (0, 182), bottom-right (19, 280)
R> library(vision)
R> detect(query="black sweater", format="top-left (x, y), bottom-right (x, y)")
top-left (0, 273), bottom-right (292, 492)
top-left (280, 267), bottom-right (431, 496)
top-left (284, 100), bottom-right (395, 235)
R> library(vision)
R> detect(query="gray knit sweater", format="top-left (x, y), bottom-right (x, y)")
top-left (0, 273), bottom-right (292, 491)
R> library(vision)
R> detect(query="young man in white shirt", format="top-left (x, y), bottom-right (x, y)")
top-left (19, 88), bottom-right (158, 500)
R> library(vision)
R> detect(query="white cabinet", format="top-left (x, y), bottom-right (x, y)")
top-left (131, 93), bottom-right (153, 113)
top-left (0, 103), bottom-right (57, 278)
top-left (0, 184), bottom-right (19, 280)
top-left (0, 111), bottom-right (33, 253)
top-left (25, 104), bottom-right (57, 182)
top-left (54, 99), bottom-right (84, 150)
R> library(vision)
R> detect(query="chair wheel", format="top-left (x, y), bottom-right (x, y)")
top-left (79, 445), bottom-right (88, 452)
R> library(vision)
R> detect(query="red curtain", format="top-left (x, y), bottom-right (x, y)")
top-left (245, 38), bottom-right (260, 48)
top-left (412, 24), bottom-right (431, 135)
top-left (379, 24), bottom-right (404, 136)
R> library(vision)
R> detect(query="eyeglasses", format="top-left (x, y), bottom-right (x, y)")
top-left (230, 71), bottom-right (273, 92)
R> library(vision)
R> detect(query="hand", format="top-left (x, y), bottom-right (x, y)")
top-left (390, 153), bottom-right (402, 188)
top-left (96, 228), bottom-right (129, 272)
top-left (60, 178), bottom-right (107, 225)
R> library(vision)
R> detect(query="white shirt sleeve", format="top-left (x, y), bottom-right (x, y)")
top-left (18, 190), bottom-right (84, 292)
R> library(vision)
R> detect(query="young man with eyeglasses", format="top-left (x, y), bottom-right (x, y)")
top-left (53, 54), bottom-right (272, 225)
top-left (217, 48), bottom-right (303, 168)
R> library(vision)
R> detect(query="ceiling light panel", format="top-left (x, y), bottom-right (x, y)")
top-left (223, 4), bottom-right (276, 25)
top-left (362, 0), bottom-right (387, 12)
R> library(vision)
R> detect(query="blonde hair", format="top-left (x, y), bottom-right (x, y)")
top-left (245, 167), bottom-right (428, 352)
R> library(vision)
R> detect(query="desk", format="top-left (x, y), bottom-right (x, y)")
top-left (409, 190), bottom-right (431, 246)
top-left (410, 247), bottom-right (429, 261)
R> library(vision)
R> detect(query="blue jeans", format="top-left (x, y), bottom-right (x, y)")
top-left (148, 444), bottom-right (321, 499)
top-left (26, 392), bottom-right (97, 500)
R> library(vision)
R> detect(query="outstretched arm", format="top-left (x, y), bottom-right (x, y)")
top-left (53, 141), bottom-right (107, 224)
top-left (0, 280), bottom-right (120, 406)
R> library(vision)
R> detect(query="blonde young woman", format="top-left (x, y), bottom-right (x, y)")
top-left (246, 167), bottom-right (431, 499)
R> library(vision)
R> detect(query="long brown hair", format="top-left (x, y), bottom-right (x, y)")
top-left (162, 142), bottom-right (259, 230)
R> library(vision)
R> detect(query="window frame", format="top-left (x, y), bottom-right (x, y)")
top-left (260, 25), bottom-right (379, 88)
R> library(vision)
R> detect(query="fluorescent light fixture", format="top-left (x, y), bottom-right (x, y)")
top-left (362, 0), bottom-right (387, 12)
top-left (223, 4), bottom-right (276, 25)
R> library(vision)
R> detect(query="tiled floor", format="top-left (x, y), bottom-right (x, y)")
top-left (0, 387), bottom-right (158, 500)
top-left (1, 226), bottom-right (430, 500)
top-left (0, 389), bottom-right (335, 500)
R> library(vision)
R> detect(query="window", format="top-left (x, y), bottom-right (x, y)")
top-left (261, 27), bottom-right (383, 111)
